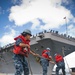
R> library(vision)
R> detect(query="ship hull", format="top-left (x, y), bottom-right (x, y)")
top-left (0, 38), bottom-right (75, 75)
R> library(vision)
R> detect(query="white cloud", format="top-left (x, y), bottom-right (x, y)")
top-left (61, 24), bottom-right (75, 37)
top-left (31, 19), bottom-right (41, 30)
top-left (9, 0), bottom-right (75, 30)
top-left (62, 0), bottom-right (69, 5)
top-left (68, 24), bottom-right (73, 29)
top-left (0, 28), bottom-right (16, 46)
top-left (68, 25), bottom-right (75, 37)
top-left (11, 0), bottom-right (22, 4)
top-left (74, 19), bottom-right (75, 23)
top-left (4, 25), bottom-right (11, 29)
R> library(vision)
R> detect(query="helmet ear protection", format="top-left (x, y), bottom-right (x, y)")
top-left (21, 32), bottom-right (27, 36)
top-left (23, 32), bottom-right (26, 35)
top-left (21, 29), bottom-right (32, 36)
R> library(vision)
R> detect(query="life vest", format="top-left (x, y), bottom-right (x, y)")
top-left (13, 35), bottom-right (30, 57)
top-left (55, 54), bottom-right (64, 63)
top-left (42, 50), bottom-right (50, 59)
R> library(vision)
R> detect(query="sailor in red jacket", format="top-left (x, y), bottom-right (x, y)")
top-left (40, 48), bottom-right (53, 75)
top-left (13, 29), bottom-right (38, 75)
top-left (54, 53), bottom-right (66, 75)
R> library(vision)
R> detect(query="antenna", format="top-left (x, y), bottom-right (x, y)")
top-left (63, 17), bottom-right (68, 37)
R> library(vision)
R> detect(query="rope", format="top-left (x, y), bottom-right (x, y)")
top-left (27, 55), bottom-right (33, 75)
top-left (62, 49), bottom-right (72, 75)
top-left (31, 50), bottom-right (55, 75)
top-left (31, 50), bottom-right (52, 61)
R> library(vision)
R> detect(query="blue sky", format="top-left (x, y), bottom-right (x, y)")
top-left (0, 0), bottom-right (75, 46)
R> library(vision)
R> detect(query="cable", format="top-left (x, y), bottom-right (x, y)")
top-left (31, 50), bottom-right (54, 63)
top-left (27, 55), bottom-right (33, 75)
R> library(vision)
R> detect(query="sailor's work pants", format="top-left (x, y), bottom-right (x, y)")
top-left (13, 54), bottom-right (29, 75)
top-left (56, 61), bottom-right (65, 75)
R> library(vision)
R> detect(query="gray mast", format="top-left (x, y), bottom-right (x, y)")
top-left (64, 17), bottom-right (68, 36)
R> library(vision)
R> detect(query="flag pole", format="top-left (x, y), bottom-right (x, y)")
top-left (64, 17), bottom-right (68, 36)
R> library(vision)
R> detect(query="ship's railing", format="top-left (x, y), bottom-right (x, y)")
top-left (51, 33), bottom-right (75, 42)
top-left (1, 29), bottom-right (75, 51)
top-left (35, 29), bottom-right (75, 42)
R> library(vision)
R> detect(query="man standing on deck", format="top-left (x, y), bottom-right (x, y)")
top-left (54, 53), bottom-right (66, 75)
top-left (13, 29), bottom-right (38, 75)
top-left (40, 48), bottom-right (54, 75)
